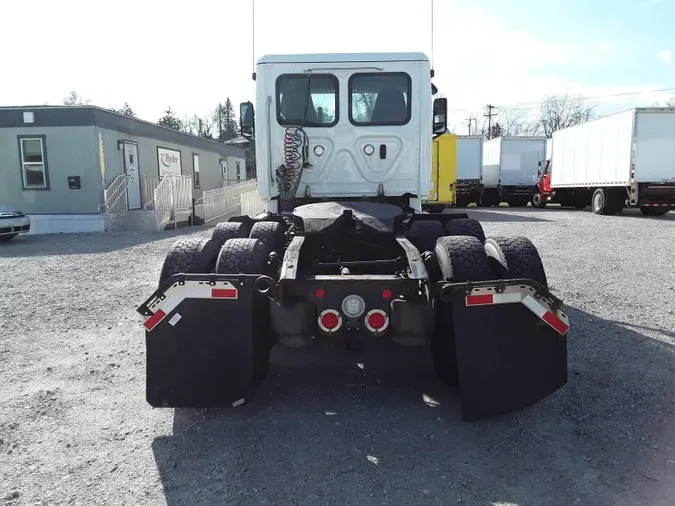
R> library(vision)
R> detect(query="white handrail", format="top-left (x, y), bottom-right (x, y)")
top-left (99, 174), bottom-right (132, 230)
top-left (201, 179), bottom-right (258, 223)
top-left (148, 174), bottom-right (193, 230)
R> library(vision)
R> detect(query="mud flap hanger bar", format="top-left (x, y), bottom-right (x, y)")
top-left (137, 273), bottom-right (278, 320)
top-left (437, 278), bottom-right (570, 336)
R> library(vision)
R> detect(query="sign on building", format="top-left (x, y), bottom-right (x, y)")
top-left (157, 147), bottom-right (182, 176)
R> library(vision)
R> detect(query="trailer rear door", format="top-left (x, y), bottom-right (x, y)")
top-left (456, 136), bottom-right (482, 181)
top-left (500, 138), bottom-right (547, 187)
top-left (634, 109), bottom-right (675, 183)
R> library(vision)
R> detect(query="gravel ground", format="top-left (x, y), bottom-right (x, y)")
top-left (1, 207), bottom-right (674, 506)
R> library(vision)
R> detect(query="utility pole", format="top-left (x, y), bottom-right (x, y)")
top-left (484, 104), bottom-right (498, 139)
top-left (466, 117), bottom-right (473, 135)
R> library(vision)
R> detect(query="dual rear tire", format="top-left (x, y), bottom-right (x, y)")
top-left (431, 231), bottom-right (548, 387)
top-left (158, 219), bottom-right (287, 287)
top-left (407, 217), bottom-right (486, 254)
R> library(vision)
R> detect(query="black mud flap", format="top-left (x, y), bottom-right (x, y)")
top-left (136, 274), bottom-right (272, 408)
top-left (443, 280), bottom-right (569, 421)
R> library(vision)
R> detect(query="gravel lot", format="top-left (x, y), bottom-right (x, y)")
top-left (1, 207), bottom-right (674, 506)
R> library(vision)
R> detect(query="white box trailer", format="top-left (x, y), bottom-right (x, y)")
top-left (481, 136), bottom-right (547, 206)
top-left (455, 135), bottom-right (483, 206)
top-left (544, 108), bottom-right (675, 215)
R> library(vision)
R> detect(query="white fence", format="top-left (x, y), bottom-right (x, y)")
top-left (241, 187), bottom-right (266, 217)
top-left (145, 174), bottom-right (193, 230)
top-left (201, 179), bottom-right (259, 223)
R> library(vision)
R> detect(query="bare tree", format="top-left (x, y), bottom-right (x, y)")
top-left (353, 93), bottom-right (377, 121)
top-left (651, 95), bottom-right (675, 107)
top-left (498, 107), bottom-right (532, 136)
top-left (533, 93), bottom-right (594, 138)
top-left (198, 117), bottom-right (214, 140)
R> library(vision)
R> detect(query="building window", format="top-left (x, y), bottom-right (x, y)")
top-left (18, 135), bottom-right (49, 190)
top-left (349, 72), bottom-right (412, 126)
top-left (192, 153), bottom-right (201, 188)
top-left (276, 74), bottom-right (338, 127)
top-left (236, 161), bottom-right (241, 182)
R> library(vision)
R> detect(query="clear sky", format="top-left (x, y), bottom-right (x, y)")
top-left (1, 0), bottom-right (673, 133)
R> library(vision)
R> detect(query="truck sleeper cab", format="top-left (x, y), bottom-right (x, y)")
top-left (137, 52), bottom-right (571, 422)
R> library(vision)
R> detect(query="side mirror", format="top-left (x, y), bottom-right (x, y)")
top-left (240, 101), bottom-right (255, 138)
top-left (537, 170), bottom-right (541, 177)
top-left (433, 97), bottom-right (448, 134)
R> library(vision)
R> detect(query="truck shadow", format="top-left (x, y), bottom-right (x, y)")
top-left (151, 307), bottom-right (675, 506)
top-left (460, 208), bottom-right (555, 223)
top-left (0, 226), bottom-right (213, 257)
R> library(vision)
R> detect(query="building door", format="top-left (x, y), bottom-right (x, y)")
top-left (220, 159), bottom-right (228, 186)
top-left (124, 142), bottom-right (142, 209)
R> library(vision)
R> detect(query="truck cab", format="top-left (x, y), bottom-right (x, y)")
top-left (533, 158), bottom-right (552, 208)
top-left (239, 52), bottom-right (448, 213)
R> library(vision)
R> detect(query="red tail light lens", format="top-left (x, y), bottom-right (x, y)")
top-left (365, 309), bottom-right (388, 333)
top-left (318, 309), bottom-right (342, 333)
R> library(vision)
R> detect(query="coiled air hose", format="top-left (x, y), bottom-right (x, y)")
top-left (276, 126), bottom-right (308, 213)
top-left (277, 73), bottom-right (313, 214)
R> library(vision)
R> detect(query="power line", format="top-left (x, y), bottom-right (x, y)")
top-left (496, 86), bottom-right (675, 109)
top-left (446, 86), bottom-right (675, 114)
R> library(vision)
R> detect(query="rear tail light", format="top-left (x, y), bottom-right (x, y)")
top-left (318, 309), bottom-right (342, 333)
top-left (365, 309), bottom-right (389, 333)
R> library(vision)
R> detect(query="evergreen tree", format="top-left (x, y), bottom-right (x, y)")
top-left (110, 102), bottom-right (136, 117)
top-left (223, 98), bottom-right (238, 140)
top-left (213, 99), bottom-right (239, 141)
top-left (158, 107), bottom-right (183, 131)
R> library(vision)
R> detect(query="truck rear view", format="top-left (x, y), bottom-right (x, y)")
top-left (537, 108), bottom-right (675, 215)
top-left (136, 52), bottom-right (571, 422)
top-left (481, 136), bottom-right (547, 207)
top-left (455, 135), bottom-right (483, 207)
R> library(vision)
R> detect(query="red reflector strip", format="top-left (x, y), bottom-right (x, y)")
top-left (465, 294), bottom-right (493, 305)
top-left (144, 309), bottom-right (166, 331)
top-left (211, 288), bottom-right (238, 299)
top-left (542, 311), bottom-right (569, 335)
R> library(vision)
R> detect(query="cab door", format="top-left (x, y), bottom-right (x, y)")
top-left (542, 159), bottom-right (552, 193)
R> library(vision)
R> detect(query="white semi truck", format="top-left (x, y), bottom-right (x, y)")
top-left (481, 136), bottom-right (547, 207)
top-left (455, 135), bottom-right (483, 207)
top-left (137, 52), bottom-right (570, 421)
top-left (534, 108), bottom-right (675, 215)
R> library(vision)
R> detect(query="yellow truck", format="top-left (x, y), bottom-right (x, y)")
top-left (422, 132), bottom-right (457, 213)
